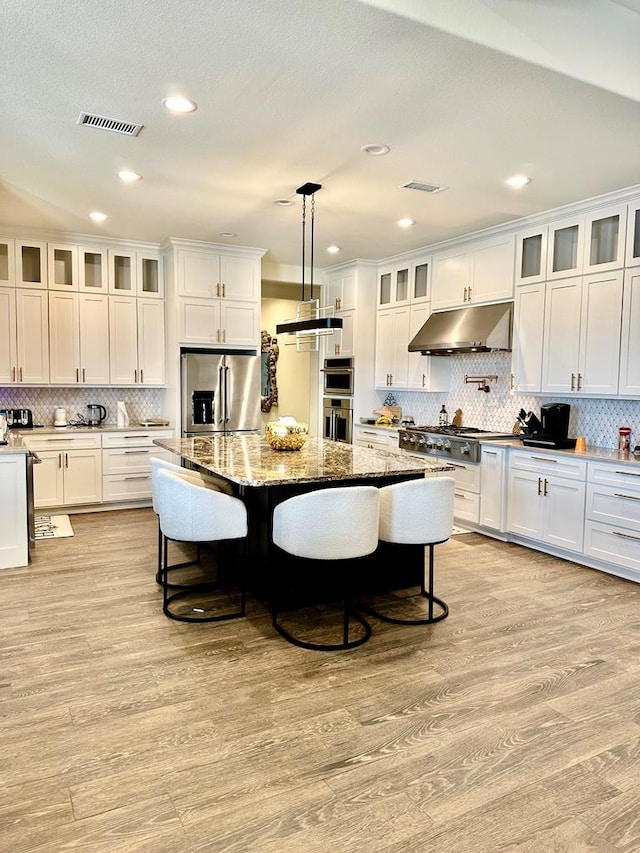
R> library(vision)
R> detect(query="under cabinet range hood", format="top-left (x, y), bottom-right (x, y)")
top-left (408, 302), bottom-right (513, 355)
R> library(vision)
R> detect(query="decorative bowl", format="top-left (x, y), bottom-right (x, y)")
top-left (265, 419), bottom-right (309, 451)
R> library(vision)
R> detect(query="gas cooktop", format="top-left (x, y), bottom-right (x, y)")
top-left (410, 425), bottom-right (514, 438)
top-left (398, 424), bottom-right (515, 461)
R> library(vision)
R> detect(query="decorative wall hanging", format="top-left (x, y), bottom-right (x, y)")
top-left (261, 330), bottom-right (279, 412)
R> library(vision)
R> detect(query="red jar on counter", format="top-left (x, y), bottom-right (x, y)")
top-left (619, 427), bottom-right (631, 452)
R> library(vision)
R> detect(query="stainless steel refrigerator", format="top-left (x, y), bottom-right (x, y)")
top-left (181, 350), bottom-right (260, 436)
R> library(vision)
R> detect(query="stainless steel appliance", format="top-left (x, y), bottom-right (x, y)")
top-left (321, 357), bottom-right (354, 396)
top-left (398, 424), bottom-right (515, 463)
top-left (323, 397), bottom-right (353, 444)
top-left (86, 404), bottom-right (106, 426)
top-left (408, 303), bottom-right (512, 355)
top-left (181, 350), bottom-right (260, 436)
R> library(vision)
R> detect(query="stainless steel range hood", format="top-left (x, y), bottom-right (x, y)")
top-left (408, 302), bottom-right (513, 355)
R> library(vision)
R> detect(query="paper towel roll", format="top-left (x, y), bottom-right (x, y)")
top-left (117, 401), bottom-right (129, 427)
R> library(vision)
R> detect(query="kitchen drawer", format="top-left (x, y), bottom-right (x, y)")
top-left (101, 429), bottom-right (172, 448)
top-left (103, 473), bottom-right (152, 501)
top-left (509, 449), bottom-right (586, 480)
top-left (584, 520), bottom-right (640, 573)
top-left (453, 488), bottom-right (480, 523)
top-left (102, 447), bottom-right (171, 475)
top-left (438, 458), bottom-right (481, 493)
top-left (586, 482), bottom-right (640, 533)
top-left (23, 433), bottom-right (102, 451)
top-left (588, 462), bottom-right (640, 492)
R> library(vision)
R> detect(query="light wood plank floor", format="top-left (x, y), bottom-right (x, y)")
top-left (2, 508), bottom-right (640, 852)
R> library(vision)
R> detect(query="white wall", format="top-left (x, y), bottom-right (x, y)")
top-left (260, 298), bottom-right (313, 430)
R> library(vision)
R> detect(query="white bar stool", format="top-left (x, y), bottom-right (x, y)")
top-left (271, 485), bottom-right (380, 651)
top-left (361, 477), bottom-right (455, 625)
top-left (155, 468), bottom-right (248, 623)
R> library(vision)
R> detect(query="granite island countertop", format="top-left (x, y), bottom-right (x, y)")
top-left (154, 435), bottom-right (455, 487)
top-left (0, 433), bottom-right (30, 455)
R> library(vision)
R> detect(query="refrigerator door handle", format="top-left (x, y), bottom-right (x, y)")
top-left (218, 363), bottom-right (226, 425)
top-left (223, 364), bottom-right (230, 424)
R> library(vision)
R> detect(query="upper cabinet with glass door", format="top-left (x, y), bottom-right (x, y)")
top-left (15, 240), bottom-right (47, 289)
top-left (78, 246), bottom-right (108, 292)
top-left (137, 250), bottom-right (163, 298)
top-left (583, 203), bottom-right (627, 274)
top-left (625, 199), bottom-right (640, 267)
top-left (377, 262), bottom-right (410, 308)
top-left (0, 237), bottom-right (15, 286)
top-left (47, 243), bottom-right (79, 291)
top-left (515, 226), bottom-right (548, 286)
top-left (411, 257), bottom-right (431, 304)
top-left (545, 215), bottom-right (585, 280)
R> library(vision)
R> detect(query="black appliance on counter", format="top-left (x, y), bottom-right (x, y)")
top-left (0, 408), bottom-right (34, 428)
top-left (521, 403), bottom-right (576, 449)
top-left (398, 424), bottom-right (515, 463)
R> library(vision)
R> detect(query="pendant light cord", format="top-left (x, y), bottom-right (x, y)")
top-left (301, 194), bottom-right (306, 303)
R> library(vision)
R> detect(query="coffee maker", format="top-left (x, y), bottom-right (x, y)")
top-left (522, 403), bottom-right (576, 449)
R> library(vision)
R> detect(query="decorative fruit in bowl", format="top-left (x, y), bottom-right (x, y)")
top-left (265, 418), bottom-right (309, 451)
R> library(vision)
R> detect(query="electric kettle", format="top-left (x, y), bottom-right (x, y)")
top-left (86, 404), bottom-right (107, 427)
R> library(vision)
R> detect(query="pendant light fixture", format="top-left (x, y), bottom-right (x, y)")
top-left (276, 182), bottom-right (343, 345)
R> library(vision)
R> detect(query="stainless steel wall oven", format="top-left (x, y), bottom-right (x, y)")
top-left (323, 397), bottom-right (353, 444)
top-left (321, 357), bottom-right (354, 396)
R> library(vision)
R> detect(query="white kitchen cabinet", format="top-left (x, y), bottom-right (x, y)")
top-left (49, 291), bottom-right (110, 385)
top-left (328, 309), bottom-right (355, 357)
top-left (546, 214), bottom-right (584, 280)
top-left (541, 272), bottom-right (623, 395)
top-left (0, 237), bottom-right (15, 286)
top-left (0, 453), bottom-right (28, 569)
top-left (431, 234), bottom-right (514, 310)
top-left (378, 261), bottom-right (410, 307)
top-left (511, 282), bottom-right (545, 393)
top-left (375, 306), bottom-right (410, 389)
top-left (16, 288), bottom-right (49, 384)
top-left (584, 462), bottom-right (640, 574)
top-left (178, 295), bottom-right (258, 348)
top-left (108, 248), bottom-right (136, 295)
top-left (176, 248), bottom-right (259, 301)
top-left (583, 204), bottom-right (627, 274)
top-left (625, 199), bottom-right (640, 267)
top-left (480, 445), bottom-right (507, 531)
top-left (515, 225), bottom-right (548, 286)
top-left (0, 287), bottom-right (17, 384)
top-left (619, 269), bottom-right (640, 396)
top-left (25, 433), bottom-right (102, 509)
top-left (353, 425), bottom-right (399, 451)
top-left (47, 243), bottom-right (79, 291)
top-left (411, 258), bottom-right (431, 303)
top-left (102, 429), bottom-right (172, 502)
top-left (109, 296), bottom-right (165, 386)
top-left (324, 269), bottom-right (357, 311)
top-left (508, 450), bottom-right (586, 553)
top-left (78, 246), bottom-right (108, 292)
top-left (407, 303), bottom-right (450, 391)
top-left (136, 250), bottom-right (163, 298)
top-left (15, 240), bottom-right (47, 289)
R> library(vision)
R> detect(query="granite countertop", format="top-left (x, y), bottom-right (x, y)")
top-left (14, 424), bottom-right (172, 435)
top-left (154, 435), bottom-right (455, 487)
top-left (485, 437), bottom-right (640, 467)
top-left (0, 433), bottom-right (30, 455)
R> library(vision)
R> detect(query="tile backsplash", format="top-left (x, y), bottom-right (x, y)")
top-left (0, 386), bottom-right (165, 427)
top-left (379, 352), bottom-right (640, 450)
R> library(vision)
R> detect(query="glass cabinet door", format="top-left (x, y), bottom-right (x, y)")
top-left (108, 249), bottom-right (136, 294)
top-left (47, 244), bottom-right (79, 291)
top-left (395, 266), bottom-right (409, 302)
top-left (584, 204), bottom-right (626, 273)
top-left (137, 252), bottom-right (163, 297)
top-left (515, 227), bottom-right (547, 285)
top-left (0, 237), bottom-right (15, 286)
top-left (412, 260), bottom-right (430, 301)
top-left (378, 270), bottom-right (392, 305)
top-left (625, 201), bottom-right (640, 268)
top-left (15, 240), bottom-right (47, 288)
top-left (546, 216), bottom-right (584, 280)
top-left (79, 247), bottom-right (108, 291)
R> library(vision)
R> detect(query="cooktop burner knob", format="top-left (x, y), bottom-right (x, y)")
top-left (460, 443), bottom-right (471, 455)
top-left (442, 440), bottom-right (451, 452)
top-left (417, 436), bottom-right (426, 447)
top-left (434, 439), bottom-right (444, 450)
top-left (408, 434), bottom-right (416, 443)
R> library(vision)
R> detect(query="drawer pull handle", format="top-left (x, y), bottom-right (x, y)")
top-left (123, 435), bottom-right (150, 439)
top-left (483, 450), bottom-right (498, 456)
top-left (449, 463), bottom-right (467, 469)
top-left (615, 470), bottom-right (640, 477)
top-left (454, 492), bottom-right (466, 499)
top-left (531, 456), bottom-right (558, 463)
top-left (123, 475), bottom-right (149, 481)
top-left (613, 530), bottom-right (640, 542)
top-left (123, 450), bottom-right (150, 455)
top-left (614, 492), bottom-right (640, 501)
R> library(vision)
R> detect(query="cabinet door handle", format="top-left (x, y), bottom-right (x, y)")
top-left (222, 282), bottom-right (226, 298)
top-left (543, 478), bottom-right (548, 496)
top-left (577, 373), bottom-right (582, 391)
top-left (19, 367), bottom-right (23, 382)
top-left (468, 286), bottom-right (472, 301)
top-left (140, 369), bottom-right (144, 383)
top-left (422, 374), bottom-right (426, 388)
top-left (537, 477), bottom-right (542, 496)
top-left (216, 283), bottom-right (220, 297)
top-left (65, 452), bottom-right (69, 469)
top-left (570, 373), bottom-right (575, 390)
top-left (510, 373), bottom-right (515, 390)
top-left (454, 492), bottom-right (466, 499)
top-left (76, 367), bottom-right (79, 382)
top-left (463, 287), bottom-right (468, 302)
top-left (389, 374), bottom-right (393, 385)
top-left (134, 369), bottom-right (138, 383)
top-left (222, 330), bottom-right (226, 343)
top-left (82, 368), bottom-right (86, 383)
top-left (615, 470), bottom-right (640, 477)
top-left (336, 297), bottom-right (341, 310)
top-left (614, 492), bottom-right (640, 501)
top-left (613, 530), bottom-right (640, 542)
top-left (12, 366), bottom-right (16, 382)
top-left (58, 452), bottom-right (62, 469)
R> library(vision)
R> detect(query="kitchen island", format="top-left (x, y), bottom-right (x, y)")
top-left (153, 434), bottom-right (455, 594)
top-left (0, 435), bottom-right (33, 569)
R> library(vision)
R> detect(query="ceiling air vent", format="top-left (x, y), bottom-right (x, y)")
top-left (401, 180), bottom-right (448, 194)
top-left (77, 112), bottom-right (143, 137)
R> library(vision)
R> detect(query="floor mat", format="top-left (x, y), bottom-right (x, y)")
top-left (35, 515), bottom-right (74, 540)
top-left (450, 525), bottom-right (473, 536)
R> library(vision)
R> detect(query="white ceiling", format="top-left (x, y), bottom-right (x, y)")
top-left (1, 0), bottom-right (639, 278)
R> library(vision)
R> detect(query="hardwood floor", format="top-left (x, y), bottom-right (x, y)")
top-left (2, 507), bottom-right (640, 852)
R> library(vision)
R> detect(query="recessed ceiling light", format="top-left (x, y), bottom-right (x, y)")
top-left (398, 218), bottom-right (415, 228)
top-left (219, 232), bottom-right (237, 238)
top-left (274, 198), bottom-right (293, 206)
top-left (162, 96), bottom-right (197, 113)
top-left (117, 169), bottom-right (142, 182)
top-left (361, 143), bottom-right (390, 156)
top-left (89, 211), bottom-right (107, 222)
top-left (327, 245), bottom-right (341, 254)
top-left (505, 175), bottom-right (531, 188)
